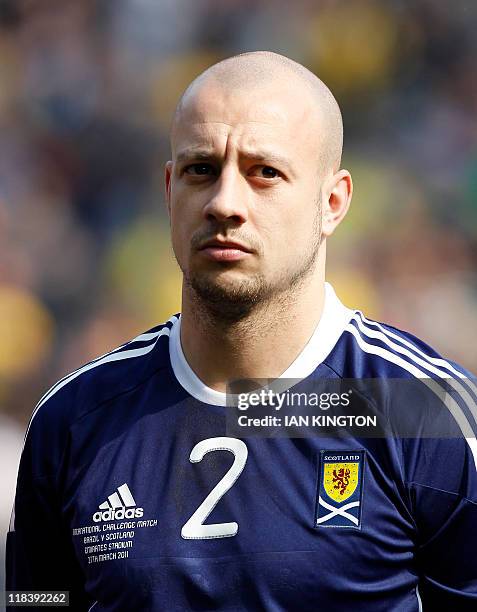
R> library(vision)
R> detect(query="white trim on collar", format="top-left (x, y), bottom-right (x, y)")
top-left (169, 282), bottom-right (355, 406)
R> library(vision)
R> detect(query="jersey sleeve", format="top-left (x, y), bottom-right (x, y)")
top-left (5, 389), bottom-right (91, 611)
top-left (402, 405), bottom-right (477, 610)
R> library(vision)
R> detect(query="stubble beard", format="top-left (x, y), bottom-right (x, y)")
top-left (184, 198), bottom-right (323, 325)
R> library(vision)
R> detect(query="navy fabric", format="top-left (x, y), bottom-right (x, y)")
top-left (6, 314), bottom-right (477, 611)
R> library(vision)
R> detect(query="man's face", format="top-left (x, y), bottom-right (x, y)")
top-left (165, 80), bottom-right (326, 317)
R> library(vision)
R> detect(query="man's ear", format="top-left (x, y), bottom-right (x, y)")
top-left (164, 161), bottom-right (173, 218)
top-left (321, 169), bottom-right (353, 238)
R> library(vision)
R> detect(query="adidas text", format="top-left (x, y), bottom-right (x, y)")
top-left (93, 507), bottom-right (144, 523)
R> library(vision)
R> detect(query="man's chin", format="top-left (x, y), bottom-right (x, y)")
top-left (185, 271), bottom-right (267, 321)
top-left (192, 278), bottom-right (261, 304)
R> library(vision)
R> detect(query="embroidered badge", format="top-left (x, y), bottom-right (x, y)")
top-left (316, 450), bottom-right (365, 529)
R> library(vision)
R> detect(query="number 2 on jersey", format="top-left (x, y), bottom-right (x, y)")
top-left (181, 437), bottom-right (248, 540)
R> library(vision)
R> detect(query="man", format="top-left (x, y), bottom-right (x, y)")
top-left (6, 52), bottom-right (477, 610)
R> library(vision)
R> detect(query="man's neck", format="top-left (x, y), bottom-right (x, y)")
top-left (179, 274), bottom-right (326, 393)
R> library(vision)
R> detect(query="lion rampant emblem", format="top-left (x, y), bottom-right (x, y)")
top-left (332, 467), bottom-right (350, 495)
top-left (323, 462), bottom-right (359, 502)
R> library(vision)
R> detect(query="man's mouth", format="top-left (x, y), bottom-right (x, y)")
top-left (199, 239), bottom-right (252, 262)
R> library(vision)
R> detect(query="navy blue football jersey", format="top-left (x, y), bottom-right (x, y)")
top-left (6, 284), bottom-right (477, 611)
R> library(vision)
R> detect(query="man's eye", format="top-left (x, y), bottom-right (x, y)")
top-left (261, 166), bottom-right (278, 178)
top-left (252, 166), bottom-right (280, 179)
top-left (184, 163), bottom-right (215, 176)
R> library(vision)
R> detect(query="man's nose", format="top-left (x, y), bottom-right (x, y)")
top-left (202, 167), bottom-right (249, 224)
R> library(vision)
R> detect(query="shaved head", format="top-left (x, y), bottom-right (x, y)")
top-left (172, 51), bottom-right (343, 174)
top-left (166, 51), bottom-right (352, 324)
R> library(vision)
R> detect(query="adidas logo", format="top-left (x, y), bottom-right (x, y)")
top-left (93, 483), bottom-right (144, 522)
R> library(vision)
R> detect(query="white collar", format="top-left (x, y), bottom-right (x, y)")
top-left (169, 282), bottom-right (354, 406)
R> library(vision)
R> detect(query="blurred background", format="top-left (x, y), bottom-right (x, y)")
top-left (0, 0), bottom-right (476, 594)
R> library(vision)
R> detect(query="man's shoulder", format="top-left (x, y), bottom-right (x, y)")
top-left (326, 309), bottom-right (475, 379)
top-left (27, 315), bottom-right (179, 435)
top-left (325, 309), bottom-right (477, 474)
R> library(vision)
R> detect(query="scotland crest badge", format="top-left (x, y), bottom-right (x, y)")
top-left (316, 450), bottom-right (365, 529)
